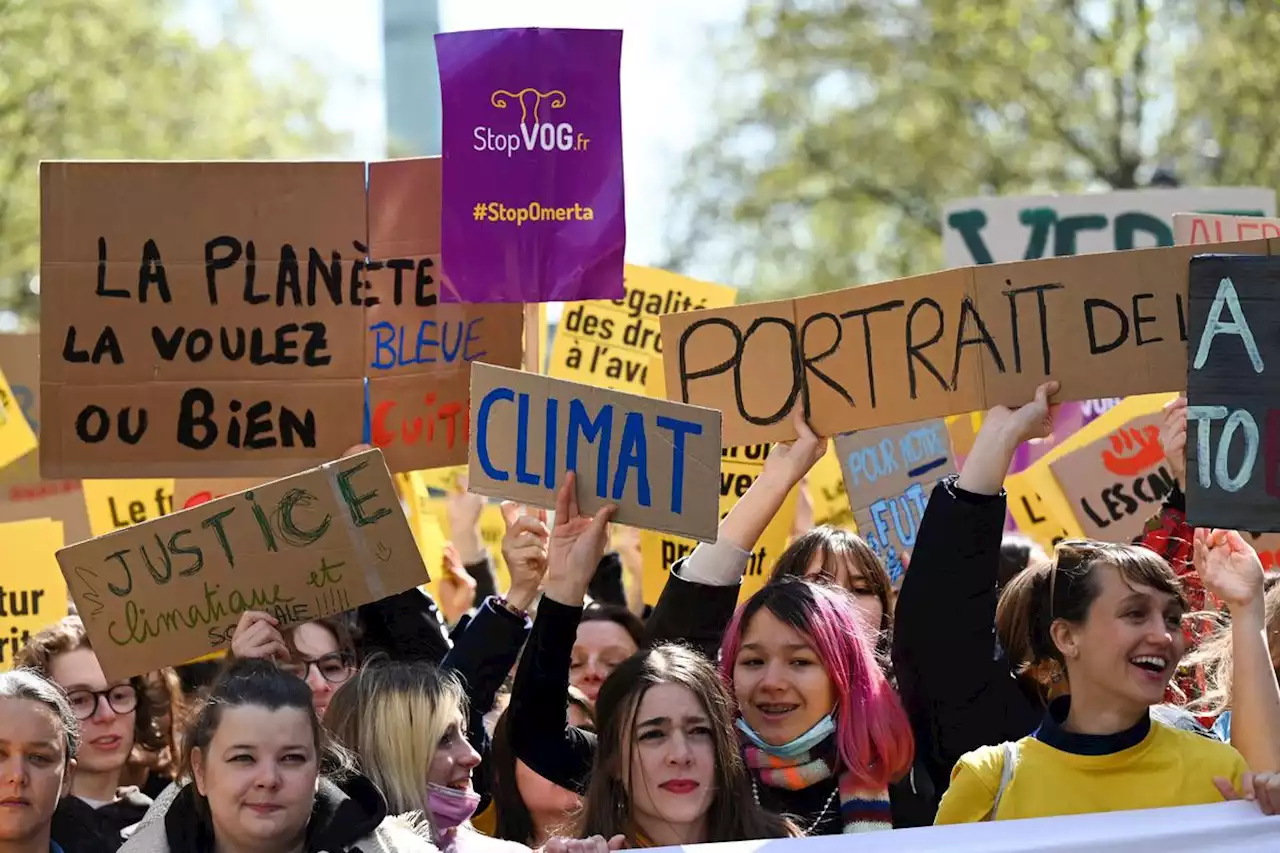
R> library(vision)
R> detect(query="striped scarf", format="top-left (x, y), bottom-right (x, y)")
top-left (740, 732), bottom-right (892, 834)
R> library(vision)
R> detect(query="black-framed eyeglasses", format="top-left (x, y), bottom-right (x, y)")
top-left (279, 653), bottom-right (355, 685)
top-left (66, 685), bottom-right (138, 721)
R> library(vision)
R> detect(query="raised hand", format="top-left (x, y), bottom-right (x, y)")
top-left (1214, 771), bottom-right (1280, 815)
top-left (545, 472), bottom-right (617, 607)
top-left (500, 501), bottom-right (550, 611)
top-left (762, 407), bottom-right (827, 488)
top-left (437, 542), bottom-right (478, 624)
top-left (981, 380), bottom-right (1060, 446)
top-left (957, 380), bottom-right (1059, 496)
top-left (1194, 528), bottom-right (1264, 614)
top-left (230, 611), bottom-right (289, 661)
top-left (1161, 396), bottom-right (1188, 486)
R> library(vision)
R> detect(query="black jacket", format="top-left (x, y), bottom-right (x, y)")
top-left (51, 787), bottom-right (152, 853)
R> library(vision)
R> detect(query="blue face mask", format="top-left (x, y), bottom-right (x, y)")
top-left (736, 712), bottom-right (836, 758)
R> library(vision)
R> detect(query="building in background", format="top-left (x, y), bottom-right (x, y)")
top-left (383, 0), bottom-right (442, 156)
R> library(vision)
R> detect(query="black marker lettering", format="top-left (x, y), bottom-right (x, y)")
top-left (840, 299), bottom-right (905, 409)
top-left (1084, 298), bottom-right (1130, 355)
top-left (950, 296), bottom-right (1005, 389)
top-left (1132, 293), bottom-right (1163, 346)
top-left (905, 298), bottom-right (947, 399)
top-left (96, 238), bottom-right (130, 298)
top-left (1002, 282), bottom-right (1063, 374)
top-left (799, 312), bottom-right (854, 419)
top-left (205, 237), bottom-right (241, 306)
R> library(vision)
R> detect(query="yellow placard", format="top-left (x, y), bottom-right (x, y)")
top-left (807, 444), bottom-right (853, 529)
top-left (552, 266), bottom-right (737, 397)
top-left (641, 445), bottom-right (797, 605)
top-left (0, 519), bottom-right (68, 670)
top-left (407, 473), bottom-right (513, 595)
top-left (1006, 393), bottom-right (1175, 551)
top-left (0, 365), bottom-right (37, 474)
top-left (81, 479), bottom-right (176, 537)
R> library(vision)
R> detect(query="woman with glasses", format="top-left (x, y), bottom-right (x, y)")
top-left (230, 613), bottom-right (357, 719)
top-left (16, 616), bottom-right (177, 851)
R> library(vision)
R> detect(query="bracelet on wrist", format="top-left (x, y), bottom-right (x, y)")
top-left (494, 595), bottom-right (528, 619)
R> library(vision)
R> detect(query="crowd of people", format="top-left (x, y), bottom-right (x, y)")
top-left (2, 383), bottom-right (1279, 853)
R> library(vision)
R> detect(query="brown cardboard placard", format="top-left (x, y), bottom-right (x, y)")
top-left (171, 478), bottom-right (273, 512)
top-left (1174, 213), bottom-right (1280, 246)
top-left (833, 419), bottom-right (956, 586)
top-left (365, 158), bottom-right (524, 471)
top-left (1048, 411), bottom-right (1177, 542)
top-left (56, 448), bottom-right (426, 681)
top-left (40, 159), bottom-right (526, 480)
top-left (467, 363), bottom-right (721, 541)
top-left (660, 239), bottom-right (1276, 445)
top-left (0, 334), bottom-right (92, 544)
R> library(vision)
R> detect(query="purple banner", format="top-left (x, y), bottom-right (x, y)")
top-left (435, 28), bottom-right (626, 304)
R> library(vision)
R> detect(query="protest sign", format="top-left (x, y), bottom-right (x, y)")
top-left (81, 479), bottom-right (175, 537)
top-left (1248, 533), bottom-right (1280, 571)
top-left (1184, 255), bottom-right (1280, 531)
top-left (0, 519), bottom-right (67, 670)
top-left (0, 335), bottom-right (91, 544)
top-left (1050, 411), bottom-right (1176, 542)
top-left (661, 238), bottom-right (1277, 447)
top-left (834, 419), bottom-right (956, 585)
top-left (172, 478), bottom-right (269, 511)
top-left (641, 444), bottom-right (797, 605)
top-left (1175, 213), bottom-right (1280, 246)
top-left (807, 446), bottom-right (853, 529)
top-left (0, 364), bottom-right (36, 473)
top-left (434, 28), bottom-right (625, 303)
top-left (468, 364), bottom-right (721, 541)
top-left (942, 188), bottom-right (1274, 267)
top-left (365, 158), bottom-right (525, 471)
top-left (550, 267), bottom-right (737, 397)
top-left (1005, 394), bottom-right (1172, 550)
top-left (40, 161), bottom-right (370, 478)
top-left (57, 448), bottom-right (425, 680)
top-left (642, 801), bottom-right (1280, 853)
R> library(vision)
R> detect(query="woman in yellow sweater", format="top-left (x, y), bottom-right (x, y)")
top-left (935, 533), bottom-right (1271, 823)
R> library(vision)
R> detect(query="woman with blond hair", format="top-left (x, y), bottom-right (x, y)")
top-left (324, 660), bottom-right (527, 853)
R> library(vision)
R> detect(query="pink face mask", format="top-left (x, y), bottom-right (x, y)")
top-left (427, 783), bottom-right (481, 830)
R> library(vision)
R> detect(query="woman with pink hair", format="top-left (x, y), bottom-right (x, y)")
top-left (720, 577), bottom-right (915, 834)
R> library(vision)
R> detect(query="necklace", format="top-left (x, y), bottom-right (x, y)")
top-left (751, 779), bottom-right (839, 835)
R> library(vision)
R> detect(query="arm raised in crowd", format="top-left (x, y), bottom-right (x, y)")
top-left (1196, 529), bottom-right (1280, 773)
top-left (508, 473), bottom-right (616, 794)
top-left (644, 409), bottom-right (825, 655)
top-left (893, 381), bottom-right (1059, 786)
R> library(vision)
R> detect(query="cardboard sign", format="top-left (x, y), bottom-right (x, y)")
top-left (1184, 255), bottom-right (1280, 531)
top-left (1050, 411), bottom-right (1178, 542)
top-left (0, 364), bottom-right (37, 473)
top-left (365, 158), bottom-right (525, 471)
top-left (57, 448), bottom-right (426, 680)
top-left (943, 188), bottom-right (1275, 266)
top-left (549, 267), bottom-right (737, 396)
top-left (172, 478), bottom-right (270, 512)
top-left (0, 519), bottom-right (68, 671)
top-left (468, 363), bottom-right (721, 541)
top-left (641, 444), bottom-right (797, 605)
top-left (1248, 533), bottom-right (1280, 572)
top-left (1175, 213), bottom-right (1280, 246)
top-left (434, 28), bottom-right (625, 304)
top-left (834, 420), bottom-right (956, 585)
top-left (39, 160), bottom-right (526, 480)
top-left (661, 239), bottom-right (1277, 447)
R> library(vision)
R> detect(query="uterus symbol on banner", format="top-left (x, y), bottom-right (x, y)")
top-left (477, 88), bottom-right (590, 155)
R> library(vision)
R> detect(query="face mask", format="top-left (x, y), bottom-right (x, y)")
top-left (426, 783), bottom-right (481, 830)
top-left (736, 712), bottom-right (836, 758)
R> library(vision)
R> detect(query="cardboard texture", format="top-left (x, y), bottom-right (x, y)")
top-left (661, 239), bottom-right (1278, 446)
top-left (57, 448), bottom-right (426, 681)
top-left (1049, 411), bottom-right (1177, 542)
top-left (1175, 213), bottom-right (1280, 246)
top-left (641, 444), bottom-right (797, 605)
top-left (468, 363), bottom-right (722, 542)
top-left (0, 519), bottom-right (68, 671)
top-left (1184, 255), bottom-right (1280, 531)
top-left (1005, 394), bottom-right (1174, 551)
top-left (943, 188), bottom-right (1275, 267)
top-left (549, 266), bottom-right (737, 397)
top-left (834, 420), bottom-right (956, 585)
top-left (39, 159), bottom-right (525, 480)
top-left (365, 158), bottom-right (524, 472)
top-left (0, 334), bottom-right (92, 544)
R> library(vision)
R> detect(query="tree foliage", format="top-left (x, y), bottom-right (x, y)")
top-left (668, 0), bottom-right (1280, 299)
top-left (0, 0), bottom-right (345, 319)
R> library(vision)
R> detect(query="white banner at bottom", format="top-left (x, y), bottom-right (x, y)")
top-left (649, 802), bottom-right (1279, 853)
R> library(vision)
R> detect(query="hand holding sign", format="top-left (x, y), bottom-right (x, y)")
top-left (544, 472), bottom-right (617, 607)
top-left (958, 380), bottom-right (1060, 496)
top-left (500, 502), bottom-right (549, 612)
top-left (1194, 528), bottom-right (1264, 615)
top-left (1162, 397), bottom-right (1188, 487)
top-left (230, 611), bottom-right (289, 662)
top-left (1214, 771), bottom-right (1280, 816)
